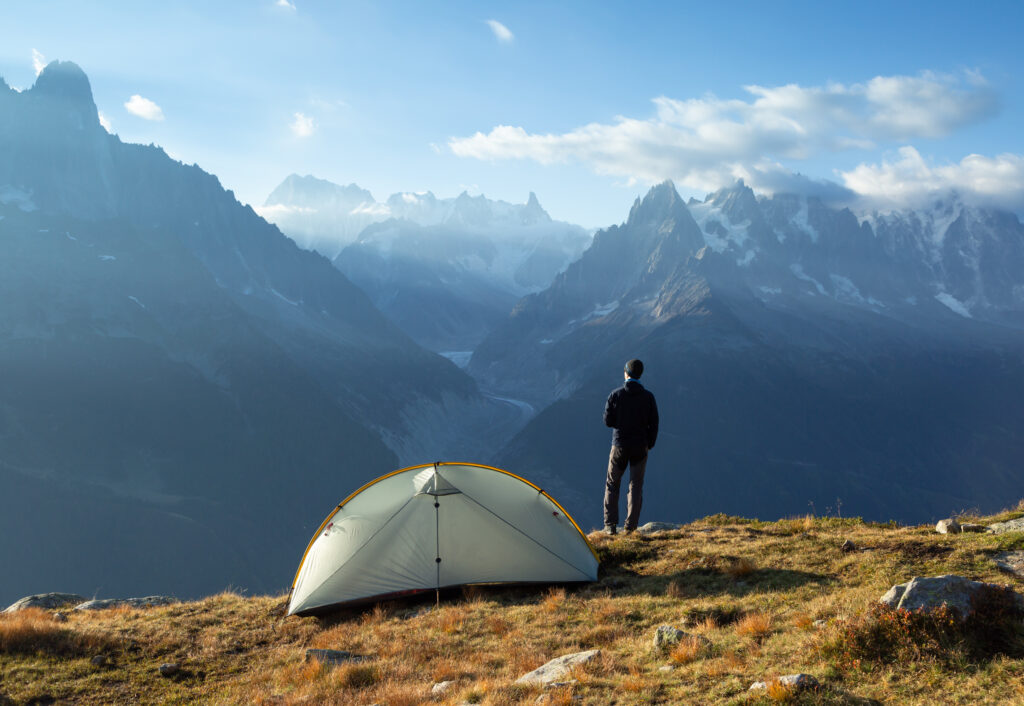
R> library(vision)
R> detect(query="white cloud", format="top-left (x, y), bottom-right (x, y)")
top-left (486, 19), bottom-right (514, 43)
top-left (449, 70), bottom-right (999, 199)
top-left (32, 49), bottom-right (46, 76)
top-left (276, 0), bottom-right (296, 10)
top-left (98, 111), bottom-right (113, 133)
top-left (290, 112), bottom-right (315, 137)
top-left (124, 95), bottom-right (165, 121)
top-left (840, 146), bottom-right (1024, 211)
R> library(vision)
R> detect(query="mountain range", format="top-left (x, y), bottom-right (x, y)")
top-left (263, 175), bottom-right (591, 352)
top-left (473, 181), bottom-right (1024, 527)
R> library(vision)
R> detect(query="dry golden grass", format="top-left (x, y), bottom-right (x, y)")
top-left (766, 677), bottom-right (797, 702)
top-left (668, 635), bottom-right (706, 664)
top-left (736, 611), bottom-right (774, 639)
top-left (6, 502), bottom-right (1024, 704)
top-left (726, 556), bottom-right (758, 578)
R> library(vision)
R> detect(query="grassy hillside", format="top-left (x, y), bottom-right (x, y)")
top-left (3, 504), bottom-right (1024, 705)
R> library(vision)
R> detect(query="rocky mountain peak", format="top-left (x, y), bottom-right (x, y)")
top-left (520, 191), bottom-right (551, 225)
top-left (627, 180), bottom-right (685, 226)
top-left (265, 174), bottom-right (374, 208)
top-left (31, 61), bottom-right (95, 108)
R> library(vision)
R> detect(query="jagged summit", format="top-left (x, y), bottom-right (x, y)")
top-left (627, 180), bottom-right (685, 226)
top-left (265, 174), bottom-right (374, 207)
top-left (520, 191), bottom-right (551, 225)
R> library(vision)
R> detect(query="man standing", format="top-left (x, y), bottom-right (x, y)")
top-left (603, 359), bottom-right (659, 535)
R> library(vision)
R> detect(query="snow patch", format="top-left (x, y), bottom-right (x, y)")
top-left (737, 250), bottom-right (756, 267)
top-left (935, 292), bottom-right (972, 318)
top-left (790, 263), bottom-right (826, 295)
top-left (128, 296), bottom-right (145, 309)
top-left (759, 286), bottom-right (781, 295)
top-left (0, 186), bottom-right (37, 212)
top-left (791, 200), bottom-right (819, 242)
top-left (440, 351), bottom-right (472, 368)
top-left (688, 200), bottom-right (751, 253)
top-left (65, 232), bottom-right (76, 241)
top-left (271, 288), bottom-right (300, 306)
top-left (99, 255), bottom-right (116, 261)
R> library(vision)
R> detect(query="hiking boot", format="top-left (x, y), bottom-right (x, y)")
top-left (624, 526), bottom-right (636, 535)
top-left (603, 525), bottom-right (617, 535)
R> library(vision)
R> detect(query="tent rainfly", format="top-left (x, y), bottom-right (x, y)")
top-left (287, 462), bottom-right (599, 615)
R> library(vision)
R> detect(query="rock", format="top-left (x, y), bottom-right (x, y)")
top-left (936, 518), bottom-right (961, 534)
top-left (994, 551), bottom-right (1024, 578)
top-left (515, 649), bottom-right (600, 685)
top-left (879, 574), bottom-right (1024, 617)
top-left (431, 680), bottom-right (455, 696)
top-left (812, 619), bottom-right (827, 628)
top-left (90, 656), bottom-right (107, 667)
top-left (74, 596), bottom-right (177, 611)
top-left (960, 523), bottom-right (988, 533)
top-left (658, 665), bottom-right (674, 672)
top-left (3, 593), bottom-right (86, 613)
top-left (653, 625), bottom-right (685, 649)
top-left (749, 673), bottom-right (819, 692)
top-left (840, 539), bottom-right (856, 552)
top-left (637, 522), bottom-right (682, 533)
top-left (988, 518), bottom-right (1024, 534)
top-left (544, 680), bottom-right (577, 689)
top-left (305, 648), bottom-right (366, 665)
top-left (52, 612), bottom-right (68, 623)
top-left (158, 663), bottom-right (180, 677)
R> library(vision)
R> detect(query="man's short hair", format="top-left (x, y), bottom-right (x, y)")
top-left (625, 359), bottom-right (644, 378)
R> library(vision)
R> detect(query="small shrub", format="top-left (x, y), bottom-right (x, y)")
top-left (665, 580), bottom-right (685, 599)
top-left (485, 615), bottom-right (511, 636)
top-left (541, 587), bottom-right (566, 613)
top-left (0, 608), bottom-right (112, 656)
top-left (701, 513), bottom-right (756, 526)
top-left (792, 613), bottom-right (814, 631)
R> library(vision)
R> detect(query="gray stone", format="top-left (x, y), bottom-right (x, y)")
top-left (431, 680), bottom-right (455, 696)
top-left (75, 596), bottom-right (177, 611)
top-left (52, 612), bottom-right (68, 623)
top-left (840, 539), bottom-right (856, 552)
top-left (658, 664), bottom-right (674, 672)
top-left (749, 673), bottom-right (820, 692)
top-left (988, 518), bottom-right (1024, 534)
top-left (305, 648), bottom-right (366, 665)
top-left (3, 593), bottom-right (86, 613)
top-left (90, 655), bottom-right (107, 667)
top-left (637, 522), bottom-right (682, 533)
top-left (994, 551), bottom-right (1024, 578)
top-left (653, 625), bottom-right (685, 649)
top-left (960, 523), bottom-right (989, 533)
top-left (158, 663), bottom-right (180, 677)
top-left (879, 574), bottom-right (1024, 617)
top-left (812, 619), bottom-right (827, 628)
top-left (515, 649), bottom-right (600, 685)
top-left (936, 518), bottom-right (960, 534)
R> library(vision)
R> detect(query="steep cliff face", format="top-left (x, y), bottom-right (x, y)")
top-left (0, 62), bottom-right (506, 605)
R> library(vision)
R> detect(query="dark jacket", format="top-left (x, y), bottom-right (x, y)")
top-left (604, 380), bottom-right (659, 451)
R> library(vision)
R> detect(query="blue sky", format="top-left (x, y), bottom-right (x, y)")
top-left (2, 1), bottom-right (1022, 227)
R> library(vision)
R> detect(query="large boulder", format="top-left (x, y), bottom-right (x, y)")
top-left (3, 593), bottom-right (86, 613)
top-left (879, 575), bottom-right (1024, 617)
top-left (994, 551), bottom-right (1024, 579)
top-left (988, 518), bottom-right (1024, 534)
top-left (637, 522), bottom-right (682, 533)
top-left (935, 519), bottom-right (960, 534)
top-left (515, 650), bottom-right (600, 685)
top-left (749, 674), bottom-right (819, 692)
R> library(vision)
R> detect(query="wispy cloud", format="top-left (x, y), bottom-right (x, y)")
top-left (98, 111), bottom-right (113, 133)
top-left (124, 95), bottom-right (165, 121)
top-left (450, 71), bottom-right (1002, 206)
top-left (276, 0), bottom-right (296, 11)
top-left (32, 49), bottom-right (46, 76)
top-left (486, 19), bottom-right (514, 43)
top-left (290, 112), bottom-right (315, 138)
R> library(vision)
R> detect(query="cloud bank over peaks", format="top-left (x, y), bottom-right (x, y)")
top-left (841, 147), bottom-right (1024, 213)
top-left (32, 49), bottom-right (46, 76)
top-left (449, 70), bottom-right (1019, 212)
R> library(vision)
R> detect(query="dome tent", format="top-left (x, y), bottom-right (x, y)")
top-left (288, 462), bottom-right (599, 615)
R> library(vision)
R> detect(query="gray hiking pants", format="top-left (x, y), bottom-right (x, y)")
top-left (603, 445), bottom-right (648, 530)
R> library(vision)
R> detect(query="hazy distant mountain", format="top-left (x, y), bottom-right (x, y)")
top-left (0, 62), bottom-right (518, 604)
top-left (262, 174), bottom-right (591, 352)
top-left (475, 181), bottom-right (1024, 527)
